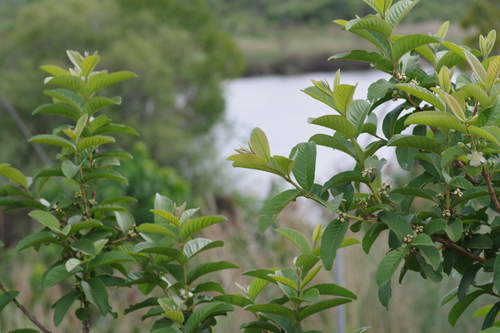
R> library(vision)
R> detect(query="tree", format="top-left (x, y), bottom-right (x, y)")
top-left (462, 0), bottom-right (500, 54)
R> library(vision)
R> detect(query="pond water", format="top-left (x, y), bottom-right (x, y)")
top-left (217, 69), bottom-right (393, 197)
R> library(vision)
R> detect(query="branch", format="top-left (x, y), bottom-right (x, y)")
top-left (0, 280), bottom-right (52, 333)
top-left (454, 160), bottom-right (480, 185)
top-left (435, 236), bottom-right (486, 264)
top-left (481, 166), bottom-right (500, 214)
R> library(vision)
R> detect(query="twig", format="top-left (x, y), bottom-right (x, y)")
top-left (0, 280), bottom-right (52, 333)
top-left (454, 160), bottom-right (480, 185)
top-left (481, 166), bottom-right (500, 215)
top-left (435, 236), bottom-right (486, 264)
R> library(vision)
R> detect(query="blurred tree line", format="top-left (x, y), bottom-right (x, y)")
top-left (207, 0), bottom-right (470, 35)
top-left (462, 0), bottom-right (500, 53)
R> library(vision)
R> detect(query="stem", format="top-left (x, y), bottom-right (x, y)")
top-left (82, 302), bottom-right (90, 333)
top-left (481, 166), bottom-right (500, 215)
top-left (0, 280), bottom-right (52, 333)
top-left (368, 183), bottom-right (383, 205)
top-left (435, 236), bottom-right (486, 264)
top-left (454, 160), bottom-right (479, 185)
top-left (345, 213), bottom-right (378, 223)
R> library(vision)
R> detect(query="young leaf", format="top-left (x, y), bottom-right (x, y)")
top-left (345, 15), bottom-right (393, 38)
top-left (76, 136), bottom-right (115, 152)
top-left (87, 71), bottom-right (137, 95)
top-left (248, 278), bottom-right (271, 301)
top-left (249, 127), bottom-right (271, 161)
top-left (290, 141), bottom-right (316, 190)
top-left (385, 0), bottom-right (420, 27)
top-left (258, 189), bottom-right (304, 234)
top-left (28, 210), bottom-right (60, 232)
top-left (243, 304), bottom-right (296, 322)
top-left (0, 165), bottom-right (28, 187)
top-left (183, 238), bottom-right (224, 259)
top-left (28, 134), bottom-right (76, 151)
top-left (392, 34), bottom-right (442, 62)
top-left (136, 223), bottom-right (178, 240)
top-left (275, 228), bottom-right (312, 254)
top-left (115, 211), bottom-right (135, 233)
top-left (309, 115), bottom-right (358, 138)
top-left (183, 302), bottom-right (227, 333)
top-left (179, 215), bottom-right (227, 241)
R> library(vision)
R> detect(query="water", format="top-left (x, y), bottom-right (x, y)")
top-left (217, 69), bottom-right (392, 197)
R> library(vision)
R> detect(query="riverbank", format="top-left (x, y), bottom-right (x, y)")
top-left (236, 22), bottom-right (467, 76)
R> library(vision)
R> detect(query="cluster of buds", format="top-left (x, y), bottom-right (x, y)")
top-left (83, 212), bottom-right (93, 221)
top-left (392, 90), bottom-right (399, 101)
top-left (442, 209), bottom-right (452, 218)
top-left (451, 188), bottom-right (463, 197)
top-left (412, 224), bottom-right (425, 234)
top-left (395, 72), bottom-right (407, 81)
top-left (435, 193), bottom-right (444, 198)
top-left (128, 226), bottom-right (139, 238)
top-left (337, 211), bottom-right (348, 223)
top-left (356, 197), bottom-right (368, 210)
top-left (361, 167), bottom-right (376, 177)
top-left (89, 198), bottom-right (98, 206)
top-left (464, 229), bottom-right (473, 239)
top-left (403, 234), bottom-right (415, 243)
top-left (75, 191), bottom-right (83, 199)
top-left (234, 145), bottom-right (253, 154)
top-left (377, 180), bottom-right (393, 195)
top-left (408, 247), bottom-right (417, 254)
top-left (409, 79), bottom-right (419, 85)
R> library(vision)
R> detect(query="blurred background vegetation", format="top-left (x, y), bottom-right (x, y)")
top-left (1, 0), bottom-right (499, 332)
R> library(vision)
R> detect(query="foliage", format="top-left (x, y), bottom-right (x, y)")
top-left (227, 0), bottom-right (500, 331)
top-left (0, 51), bottom-right (353, 333)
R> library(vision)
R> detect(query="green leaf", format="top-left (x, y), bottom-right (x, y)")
top-left (71, 238), bottom-right (96, 258)
top-left (40, 65), bottom-right (71, 76)
top-left (84, 96), bottom-right (121, 116)
top-left (28, 134), bottom-right (76, 151)
top-left (392, 35), bottom-right (442, 61)
top-left (240, 320), bottom-right (281, 333)
top-left (243, 304), bottom-right (296, 322)
top-left (321, 220), bottom-right (349, 270)
top-left (449, 290), bottom-right (488, 326)
top-left (305, 283), bottom-right (357, 299)
top-left (395, 84), bottom-right (445, 110)
top-left (445, 218), bottom-right (463, 242)
top-left (92, 124), bottom-right (139, 136)
top-left (87, 71), bottom-right (137, 95)
top-left (149, 209), bottom-right (180, 227)
top-left (440, 287), bottom-right (458, 307)
top-left (458, 263), bottom-right (482, 303)
top-left (0, 166), bottom-right (28, 187)
top-left (61, 160), bottom-right (79, 179)
top-left (328, 50), bottom-right (384, 63)
top-left (15, 231), bottom-right (58, 251)
top-left (81, 55), bottom-right (100, 77)
top-left (290, 142), bottom-right (316, 190)
top-left (482, 302), bottom-right (500, 330)
top-left (298, 298), bottom-right (352, 321)
top-left (136, 223), bottom-right (178, 240)
top-left (302, 86), bottom-right (336, 109)
top-left (493, 254), bottom-right (500, 294)
top-left (441, 145), bottom-right (469, 168)
top-left (0, 290), bottom-right (20, 312)
top-left (333, 84), bottom-right (356, 114)
top-left (53, 290), bottom-right (79, 326)
top-left (87, 252), bottom-right (135, 269)
top-left (183, 238), bottom-right (224, 259)
top-left (213, 294), bottom-right (253, 307)
top-left (300, 265), bottom-right (323, 289)
top-left (163, 311), bottom-right (184, 324)
top-left (43, 264), bottom-right (77, 289)
top-left (322, 171), bottom-right (370, 192)
top-left (479, 328), bottom-right (500, 333)
top-left (309, 115), bottom-right (357, 138)
top-left (387, 134), bottom-right (446, 155)
top-left (115, 211), bottom-right (135, 233)
top-left (136, 244), bottom-right (188, 264)
top-left (460, 84), bottom-right (494, 107)
top-left (274, 228), bottom-right (312, 254)
top-left (267, 275), bottom-right (298, 290)
top-left (378, 211), bottom-right (414, 240)
top-left (368, 79), bottom-right (394, 102)
top-left (385, 0), bottom-right (419, 27)
top-left (249, 127), bottom-right (271, 161)
top-left (376, 247), bottom-right (408, 286)
top-left (44, 88), bottom-right (84, 111)
top-left (465, 51), bottom-right (487, 84)
top-left (179, 215), bottom-right (227, 241)
top-left (309, 134), bottom-right (356, 159)
top-left (46, 75), bottom-right (87, 95)
top-left (345, 15), bottom-right (393, 38)
top-left (183, 302), bottom-right (227, 333)
top-left (378, 281), bottom-right (392, 310)
top-left (32, 103), bottom-right (80, 120)
top-left (258, 189), bottom-right (304, 234)
top-left (417, 245), bottom-right (441, 270)
top-left (76, 136), bottom-right (115, 152)
top-left (28, 210), bottom-right (60, 232)
top-left (193, 282), bottom-right (225, 294)
top-left (348, 100), bottom-right (372, 134)
top-left (81, 278), bottom-right (110, 315)
top-left (187, 261), bottom-right (239, 285)
top-left (248, 278), bottom-right (271, 301)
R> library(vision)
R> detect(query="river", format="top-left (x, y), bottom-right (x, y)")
top-left (217, 69), bottom-right (392, 197)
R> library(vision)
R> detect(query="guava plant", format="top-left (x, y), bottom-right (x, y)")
top-left (228, 0), bottom-right (500, 331)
